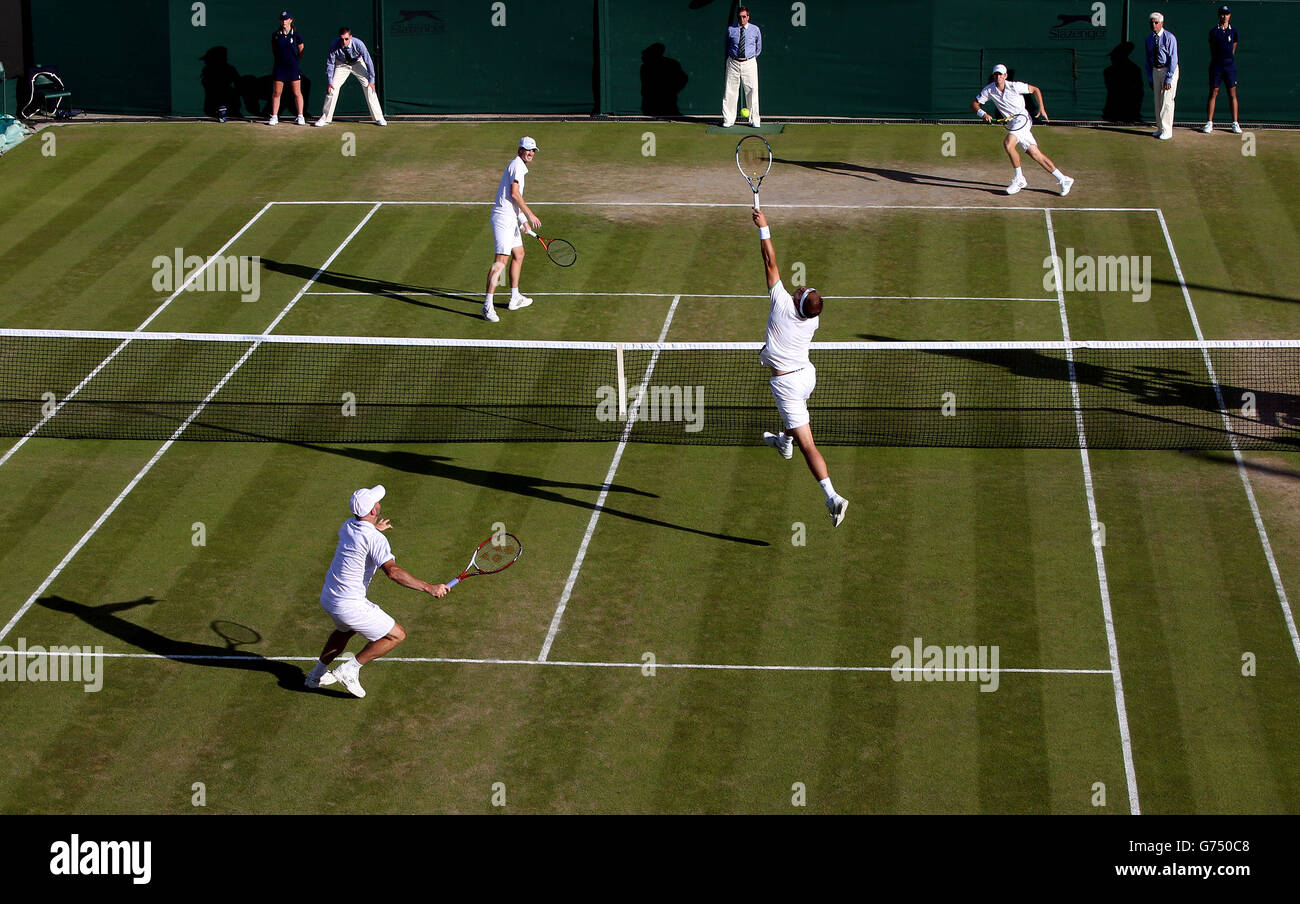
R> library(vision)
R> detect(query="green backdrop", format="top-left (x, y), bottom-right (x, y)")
top-left (25, 0), bottom-right (1300, 122)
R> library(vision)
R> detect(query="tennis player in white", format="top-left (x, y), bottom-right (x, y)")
top-left (482, 137), bottom-right (543, 322)
top-left (305, 484), bottom-right (448, 697)
top-left (752, 209), bottom-right (849, 527)
top-left (971, 64), bottom-right (1075, 196)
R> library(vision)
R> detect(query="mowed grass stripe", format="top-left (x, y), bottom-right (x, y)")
top-left (1091, 449), bottom-right (1300, 812)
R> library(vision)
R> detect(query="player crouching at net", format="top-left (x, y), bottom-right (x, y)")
top-left (753, 209), bottom-right (849, 528)
top-left (305, 484), bottom-right (448, 697)
top-left (971, 64), bottom-right (1075, 197)
top-left (483, 137), bottom-right (543, 322)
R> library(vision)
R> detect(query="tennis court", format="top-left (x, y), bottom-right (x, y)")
top-left (1, 122), bottom-right (1298, 813)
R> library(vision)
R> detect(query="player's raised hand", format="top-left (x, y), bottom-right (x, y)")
top-left (753, 208), bottom-right (768, 229)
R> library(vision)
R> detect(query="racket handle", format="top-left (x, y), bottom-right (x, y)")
top-left (754, 192), bottom-right (761, 210)
top-left (446, 577), bottom-right (460, 589)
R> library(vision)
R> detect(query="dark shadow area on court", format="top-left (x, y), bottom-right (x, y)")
top-left (773, 156), bottom-right (1013, 195)
top-left (261, 258), bottom-right (483, 320)
top-left (37, 595), bottom-right (328, 694)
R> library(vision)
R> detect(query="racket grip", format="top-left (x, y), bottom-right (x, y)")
top-left (754, 192), bottom-right (761, 210)
top-left (446, 577), bottom-right (460, 589)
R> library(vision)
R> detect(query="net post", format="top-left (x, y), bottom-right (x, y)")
top-left (616, 343), bottom-right (627, 421)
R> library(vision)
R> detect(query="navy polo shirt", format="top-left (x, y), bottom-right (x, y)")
top-left (272, 29), bottom-right (302, 67)
top-left (1209, 25), bottom-right (1238, 65)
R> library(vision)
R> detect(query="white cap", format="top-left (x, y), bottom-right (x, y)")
top-left (992, 63), bottom-right (1008, 75)
top-left (349, 484), bottom-right (385, 517)
top-left (1149, 11), bottom-right (1163, 23)
top-left (519, 136), bottom-right (539, 150)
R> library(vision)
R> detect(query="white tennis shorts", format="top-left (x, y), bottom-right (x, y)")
top-left (769, 365), bottom-right (817, 431)
top-left (491, 211), bottom-right (523, 255)
top-left (1010, 123), bottom-right (1038, 152)
top-left (321, 597), bottom-right (396, 642)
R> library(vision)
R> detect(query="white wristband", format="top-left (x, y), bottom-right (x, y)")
top-left (758, 226), bottom-right (771, 240)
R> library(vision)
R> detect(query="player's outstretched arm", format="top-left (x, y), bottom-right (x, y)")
top-left (753, 208), bottom-right (780, 288)
top-left (381, 559), bottom-right (448, 597)
top-left (1029, 85), bottom-right (1049, 121)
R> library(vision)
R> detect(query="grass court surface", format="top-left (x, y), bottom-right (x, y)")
top-left (1, 120), bottom-right (1298, 813)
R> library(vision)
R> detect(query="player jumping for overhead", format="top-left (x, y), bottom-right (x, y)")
top-left (752, 208), bottom-right (849, 528)
top-left (971, 64), bottom-right (1075, 197)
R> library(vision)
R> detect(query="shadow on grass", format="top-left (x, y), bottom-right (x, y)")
top-left (1151, 277), bottom-right (1300, 307)
top-left (261, 258), bottom-right (484, 320)
top-left (36, 595), bottom-right (336, 695)
top-left (289, 442), bottom-right (771, 547)
top-left (773, 156), bottom-right (1009, 194)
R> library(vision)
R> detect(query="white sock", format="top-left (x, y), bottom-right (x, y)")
top-left (484, 292), bottom-right (495, 307)
top-left (1014, 167), bottom-right (1024, 180)
top-left (511, 287), bottom-right (522, 299)
top-left (1051, 168), bottom-right (1065, 181)
top-left (818, 477), bottom-right (837, 502)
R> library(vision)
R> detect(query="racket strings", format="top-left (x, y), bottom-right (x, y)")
top-left (476, 537), bottom-right (521, 571)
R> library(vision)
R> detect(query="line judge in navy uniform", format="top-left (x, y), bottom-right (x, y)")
top-left (1202, 5), bottom-right (1241, 133)
top-left (268, 11), bottom-right (305, 125)
top-left (721, 6), bottom-right (761, 128)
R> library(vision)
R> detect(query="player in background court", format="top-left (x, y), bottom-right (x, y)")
top-left (971, 64), bottom-right (1075, 196)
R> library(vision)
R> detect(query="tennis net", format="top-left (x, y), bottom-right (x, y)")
top-left (2, 329), bottom-right (1298, 449)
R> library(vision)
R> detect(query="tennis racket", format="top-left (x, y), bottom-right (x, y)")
top-left (735, 135), bottom-right (772, 209)
top-left (992, 113), bottom-right (1032, 132)
top-left (526, 231), bottom-right (578, 267)
top-left (445, 532), bottom-right (523, 590)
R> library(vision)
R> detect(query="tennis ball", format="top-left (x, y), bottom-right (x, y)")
top-left (740, 107), bottom-right (750, 118)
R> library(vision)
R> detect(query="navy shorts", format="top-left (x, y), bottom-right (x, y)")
top-left (1209, 63), bottom-right (1237, 89)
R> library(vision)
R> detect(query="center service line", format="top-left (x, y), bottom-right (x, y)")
top-left (1046, 209), bottom-right (1141, 815)
top-left (538, 295), bottom-right (682, 662)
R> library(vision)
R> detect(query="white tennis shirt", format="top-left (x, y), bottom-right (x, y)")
top-left (320, 518), bottom-right (394, 607)
top-left (759, 280), bottom-right (818, 372)
top-left (492, 157), bottom-right (528, 219)
top-left (975, 80), bottom-right (1032, 119)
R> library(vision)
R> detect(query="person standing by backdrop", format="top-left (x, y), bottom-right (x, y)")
top-left (721, 6), bottom-right (761, 128)
top-left (314, 26), bottom-right (386, 127)
top-left (1202, 5), bottom-right (1241, 133)
top-left (267, 11), bottom-right (305, 126)
top-left (1145, 11), bottom-right (1179, 140)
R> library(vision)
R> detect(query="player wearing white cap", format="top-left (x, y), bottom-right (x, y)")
top-left (971, 64), bottom-right (1075, 196)
top-left (305, 484), bottom-right (448, 697)
top-left (483, 137), bottom-right (543, 322)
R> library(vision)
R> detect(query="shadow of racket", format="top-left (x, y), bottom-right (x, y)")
top-left (210, 619), bottom-right (262, 651)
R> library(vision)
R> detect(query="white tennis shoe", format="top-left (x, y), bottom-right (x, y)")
top-left (1005, 175), bottom-right (1027, 195)
top-left (827, 495), bottom-right (849, 528)
top-left (1059, 176), bottom-right (1075, 197)
top-left (1231, 122), bottom-right (1242, 134)
top-left (267, 114), bottom-right (278, 126)
top-left (763, 431), bottom-right (794, 459)
top-left (295, 114), bottom-right (306, 126)
top-left (507, 295), bottom-right (533, 311)
top-left (482, 304), bottom-right (500, 322)
top-left (1200, 121), bottom-right (1214, 133)
top-left (334, 663), bottom-right (366, 698)
top-left (313, 119), bottom-right (329, 127)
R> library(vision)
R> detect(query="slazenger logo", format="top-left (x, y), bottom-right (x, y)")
top-left (49, 835), bottom-right (151, 885)
top-left (1049, 6), bottom-right (1108, 40)
top-left (391, 10), bottom-right (444, 34)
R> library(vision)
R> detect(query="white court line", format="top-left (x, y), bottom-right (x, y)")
top-left (1155, 209), bottom-right (1300, 666)
top-left (303, 290), bottom-right (1055, 302)
top-left (538, 295), bottom-right (682, 662)
top-left (1046, 209), bottom-right (1142, 815)
top-left (0, 205), bottom-right (383, 645)
top-left (271, 200), bottom-right (1159, 212)
top-left (16, 649), bottom-right (1115, 676)
top-left (0, 202), bottom-right (276, 471)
